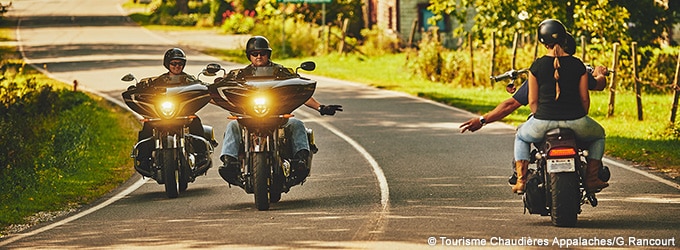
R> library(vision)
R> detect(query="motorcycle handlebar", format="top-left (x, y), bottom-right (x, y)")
top-left (490, 69), bottom-right (528, 82)
top-left (586, 65), bottom-right (612, 77)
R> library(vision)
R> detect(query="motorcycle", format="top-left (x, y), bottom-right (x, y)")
top-left (205, 61), bottom-right (318, 210)
top-left (492, 69), bottom-right (611, 227)
top-left (122, 73), bottom-right (216, 198)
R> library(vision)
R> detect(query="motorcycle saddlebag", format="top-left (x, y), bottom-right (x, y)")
top-left (523, 169), bottom-right (549, 216)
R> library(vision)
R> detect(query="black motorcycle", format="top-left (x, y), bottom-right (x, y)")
top-left (122, 73), bottom-right (216, 198)
top-left (492, 69), bottom-right (611, 227)
top-left (205, 62), bottom-right (318, 210)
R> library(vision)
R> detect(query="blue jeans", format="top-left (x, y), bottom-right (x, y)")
top-left (514, 116), bottom-right (605, 161)
top-left (220, 118), bottom-right (309, 159)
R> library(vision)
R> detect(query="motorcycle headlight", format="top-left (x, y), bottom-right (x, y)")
top-left (252, 96), bottom-right (270, 117)
top-left (158, 100), bottom-right (177, 119)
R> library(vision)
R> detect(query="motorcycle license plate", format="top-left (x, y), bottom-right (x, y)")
top-left (546, 158), bottom-right (575, 173)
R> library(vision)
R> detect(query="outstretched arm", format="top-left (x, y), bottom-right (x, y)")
top-left (460, 98), bottom-right (522, 133)
top-left (305, 97), bottom-right (343, 116)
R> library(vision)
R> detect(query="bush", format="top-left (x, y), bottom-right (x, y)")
top-left (250, 15), bottom-right (325, 59)
top-left (639, 46), bottom-right (679, 94)
top-left (358, 26), bottom-right (401, 56)
top-left (220, 11), bottom-right (256, 34)
top-left (405, 31), bottom-right (444, 82)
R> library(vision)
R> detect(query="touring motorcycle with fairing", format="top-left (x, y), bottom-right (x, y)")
top-left (205, 62), bottom-right (318, 210)
top-left (122, 73), bottom-right (216, 198)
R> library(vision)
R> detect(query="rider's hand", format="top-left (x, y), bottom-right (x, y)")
top-left (459, 118), bottom-right (482, 133)
top-left (319, 105), bottom-right (343, 116)
top-left (593, 66), bottom-right (608, 77)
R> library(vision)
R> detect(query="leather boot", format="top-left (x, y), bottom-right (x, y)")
top-left (512, 160), bottom-right (529, 194)
top-left (585, 159), bottom-right (609, 193)
top-left (218, 155), bottom-right (242, 187)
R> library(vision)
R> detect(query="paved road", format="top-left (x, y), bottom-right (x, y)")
top-left (2, 0), bottom-right (679, 249)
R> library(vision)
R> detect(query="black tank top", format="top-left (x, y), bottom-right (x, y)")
top-left (529, 56), bottom-right (587, 120)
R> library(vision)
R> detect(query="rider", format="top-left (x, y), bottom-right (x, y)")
top-left (512, 19), bottom-right (608, 194)
top-left (217, 36), bottom-right (343, 186)
top-left (459, 33), bottom-right (609, 133)
top-left (134, 48), bottom-right (211, 176)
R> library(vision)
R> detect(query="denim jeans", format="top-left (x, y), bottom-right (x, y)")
top-left (220, 118), bottom-right (309, 159)
top-left (514, 116), bottom-right (605, 161)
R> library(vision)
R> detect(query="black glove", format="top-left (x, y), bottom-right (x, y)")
top-left (319, 105), bottom-right (343, 116)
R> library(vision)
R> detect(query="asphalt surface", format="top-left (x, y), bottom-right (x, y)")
top-left (1, 0), bottom-right (679, 249)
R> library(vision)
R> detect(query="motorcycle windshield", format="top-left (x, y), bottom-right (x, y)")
top-left (122, 83), bottom-right (211, 119)
top-left (209, 77), bottom-right (316, 117)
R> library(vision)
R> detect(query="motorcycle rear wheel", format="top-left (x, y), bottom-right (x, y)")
top-left (163, 149), bottom-right (180, 198)
top-left (549, 172), bottom-right (580, 227)
top-left (253, 152), bottom-right (271, 211)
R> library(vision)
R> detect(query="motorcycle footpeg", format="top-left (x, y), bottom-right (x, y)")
top-left (586, 193), bottom-right (598, 207)
top-left (508, 173), bottom-right (517, 185)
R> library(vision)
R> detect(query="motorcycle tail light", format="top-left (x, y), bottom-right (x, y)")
top-left (158, 100), bottom-right (177, 119)
top-left (252, 96), bottom-right (270, 117)
top-left (548, 147), bottom-right (577, 157)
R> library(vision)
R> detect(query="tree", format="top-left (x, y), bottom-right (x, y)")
top-left (613, 0), bottom-right (680, 46)
top-left (428, 0), bottom-right (680, 48)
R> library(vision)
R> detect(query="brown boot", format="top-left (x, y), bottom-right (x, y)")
top-left (585, 159), bottom-right (609, 193)
top-left (512, 160), bottom-right (529, 194)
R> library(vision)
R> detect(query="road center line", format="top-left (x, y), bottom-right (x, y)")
top-left (296, 110), bottom-right (390, 210)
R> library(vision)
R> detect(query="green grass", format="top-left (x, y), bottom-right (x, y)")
top-left (0, 25), bottom-right (139, 235)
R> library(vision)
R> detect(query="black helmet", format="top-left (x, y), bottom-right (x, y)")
top-left (537, 19), bottom-right (567, 46)
top-left (245, 36), bottom-right (272, 58)
top-left (163, 48), bottom-right (186, 69)
top-left (564, 33), bottom-right (576, 55)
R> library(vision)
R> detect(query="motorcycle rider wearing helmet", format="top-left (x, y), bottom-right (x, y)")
top-left (134, 48), bottom-right (211, 176)
top-left (512, 19), bottom-right (608, 194)
top-left (218, 36), bottom-right (343, 187)
top-left (460, 33), bottom-right (609, 133)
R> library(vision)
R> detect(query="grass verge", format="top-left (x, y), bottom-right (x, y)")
top-left (0, 22), bottom-right (139, 236)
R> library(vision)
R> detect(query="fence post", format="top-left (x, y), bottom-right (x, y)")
top-left (408, 19), bottom-right (418, 48)
top-left (670, 52), bottom-right (680, 123)
top-left (469, 33), bottom-right (475, 86)
top-left (490, 32), bottom-right (496, 87)
top-left (607, 43), bottom-right (620, 117)
top-left (338, 18), bottom-right (349, 54)
top-left (632, 42), bottom-right (644, 121)
top-left (580, 35), bottom-right (586, 61)
top-left (512, 32), bottom-right (519, 70)
top-left (533, 33), bottom-right (539, 61)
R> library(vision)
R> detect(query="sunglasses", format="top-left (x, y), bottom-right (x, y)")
top-left (249, 51), bottom-right (268, 57)
top-left (169, 61), bottom-right (185, 66)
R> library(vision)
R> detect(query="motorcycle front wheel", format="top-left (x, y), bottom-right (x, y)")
top-left (549, 172), bottom-right (580, 227)
top-left (253, 152), bottom-right (271, 211)
top-left (163, 149), bottom-right (180, 198)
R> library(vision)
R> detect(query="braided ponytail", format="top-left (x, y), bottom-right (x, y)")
top-left (553, 44), bottom-right (565, 100)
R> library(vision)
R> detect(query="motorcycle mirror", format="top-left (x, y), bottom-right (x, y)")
top-left (204, 63), bottom-right (222, 76)
top-left (121, 73), bottom-right (136, 82)
top-left (300, 61), bottom-right (316, 71)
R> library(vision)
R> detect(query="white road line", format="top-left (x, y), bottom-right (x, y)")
top-left (0, 178), bottom-right (147, 247)
top-left (603, 158), bottom-right (680, 190)
top-left (296, 110), bottom-right (390, 210)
